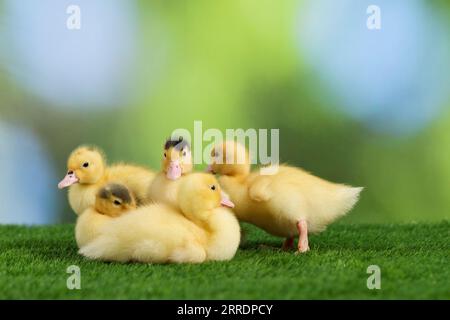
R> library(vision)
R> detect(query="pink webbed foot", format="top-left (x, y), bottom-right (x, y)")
top-left (296, 219), bottom-right (310, 254)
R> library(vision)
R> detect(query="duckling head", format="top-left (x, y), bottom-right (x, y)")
top-left (95, 183), bottom-right (137, 217)
top-left (162, 136), bottom-right (193, 180)
top-left (207, 141), bottom-right (250, 177)
top-left (178, 173), bottom-right (234, 221)
top-left (58, 146), bottom-right (106, 189)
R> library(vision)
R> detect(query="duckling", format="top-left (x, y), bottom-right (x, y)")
top-left (79, 173), bottom-right (240, 263)
top-left (75, 183), bottom-right (138, 247)
top-left (58, 145), bottom-right (155, 215)
top-left (207, 140), bottom-right (363, 253)
top-left (177, 173), bottom-right (240, 261)
top-left (95, 183), bottom-right (137, 217)
top-left (147, 137), bottom-right (193, 208)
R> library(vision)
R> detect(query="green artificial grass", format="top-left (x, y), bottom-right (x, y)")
top-left (0, 221), bottom-right (449, 299)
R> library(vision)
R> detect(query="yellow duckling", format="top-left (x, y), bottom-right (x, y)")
top-left (78, 173), bottom-right (240, 264)
top-left (207, 141), bottom-right (363, 253)
top-left (95, 183), bottom-right (138, 217)
top-left (147, 137), bottom-right (193, 208)
top-left (58, 145), bottom-right (155, 215)
top-left (75, 183), bottom-right (138, 247)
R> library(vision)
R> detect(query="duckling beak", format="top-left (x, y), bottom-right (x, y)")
top-left (166, 160), bottom-right (182, 180)
top-left (220, 191), bottom-right (235, 208)
top-left (58, 172), bottom-right (79, 189)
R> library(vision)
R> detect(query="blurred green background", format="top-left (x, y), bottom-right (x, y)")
top-left (1, 0), bottom-right (449, 224)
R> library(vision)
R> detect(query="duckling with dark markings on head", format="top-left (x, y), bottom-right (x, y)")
top-left (147, 137), bottom-right (193, 208)
top-left (75, 183), bottom-right (137, 247)
top-left (95, 183), bottom-right (137, 217)
top-left (163, 137), bottom-right (193, 180)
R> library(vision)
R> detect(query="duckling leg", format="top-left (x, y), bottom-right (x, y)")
top-left (296, 220), bottom-right (310, 253)
top-left (282, 237), bottom-right (294, 251)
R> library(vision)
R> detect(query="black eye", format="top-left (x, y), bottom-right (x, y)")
top-left (83, 162), bottom-right (89, 168)
top-left (183, 151), bottom-right (186, 156)
top-left (113, 200), bottom-right (121, 206)
top-left (210, 185), bottom-right (216, 191)
top-left (164, 153), bottom-right (166, 158)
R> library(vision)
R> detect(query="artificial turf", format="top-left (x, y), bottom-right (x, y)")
top-left (0, 221), bottom-right (448, 299)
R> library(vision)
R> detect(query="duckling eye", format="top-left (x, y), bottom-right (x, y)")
top-left (210, 185), bottom-right (216, 191)
top-left (182, 151), bottom-right (186, 156)
top-left (113, 200), bottom-right (121, 206)
top-left (163, 153), bottom-right (166, 158)
top-left (82, 162), bottom-right (89, 168)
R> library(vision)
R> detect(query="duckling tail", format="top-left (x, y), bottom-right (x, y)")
top-left (338, 186), bottom-right (364, 216)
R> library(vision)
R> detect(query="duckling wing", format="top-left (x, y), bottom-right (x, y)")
top-left (248, 175), bottom-right (273, 202)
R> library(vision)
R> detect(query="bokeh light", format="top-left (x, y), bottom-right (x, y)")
top-left (1, 0), bottom-right (138, 109)
top-left (297, 0), bottom-right (450, 135)
top-left (0, 121), bottom-right (57, 224)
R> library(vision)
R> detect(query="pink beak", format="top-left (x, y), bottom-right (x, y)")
top-left (220, 191), bottom-right (235, 208)
top-left (58, 171), bottom-right (79, 189)
top-left (166, 160), bottom-right (182, 181)
top-left (205, 164), bottom-right (212, 173)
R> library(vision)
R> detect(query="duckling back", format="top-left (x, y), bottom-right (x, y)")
top-left (265, 166), bottom-right (363, 233)
top-left (107, 164), bottom-right (155, 205)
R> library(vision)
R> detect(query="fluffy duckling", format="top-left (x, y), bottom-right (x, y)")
top-left (75, 183), bottom-right (138, 247)
top-left (58, 146), bottom-right (155, 215)
top-left (79, 173), bottom-right (240, 264)
top-left (147, 137), bottom-right (193, 208)
top-left (95, 183), bottom-right (137, 217)
top-left (177, 173), bottom-right (239, 261)
top-left (207, 141), bottom-right (363, 253)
